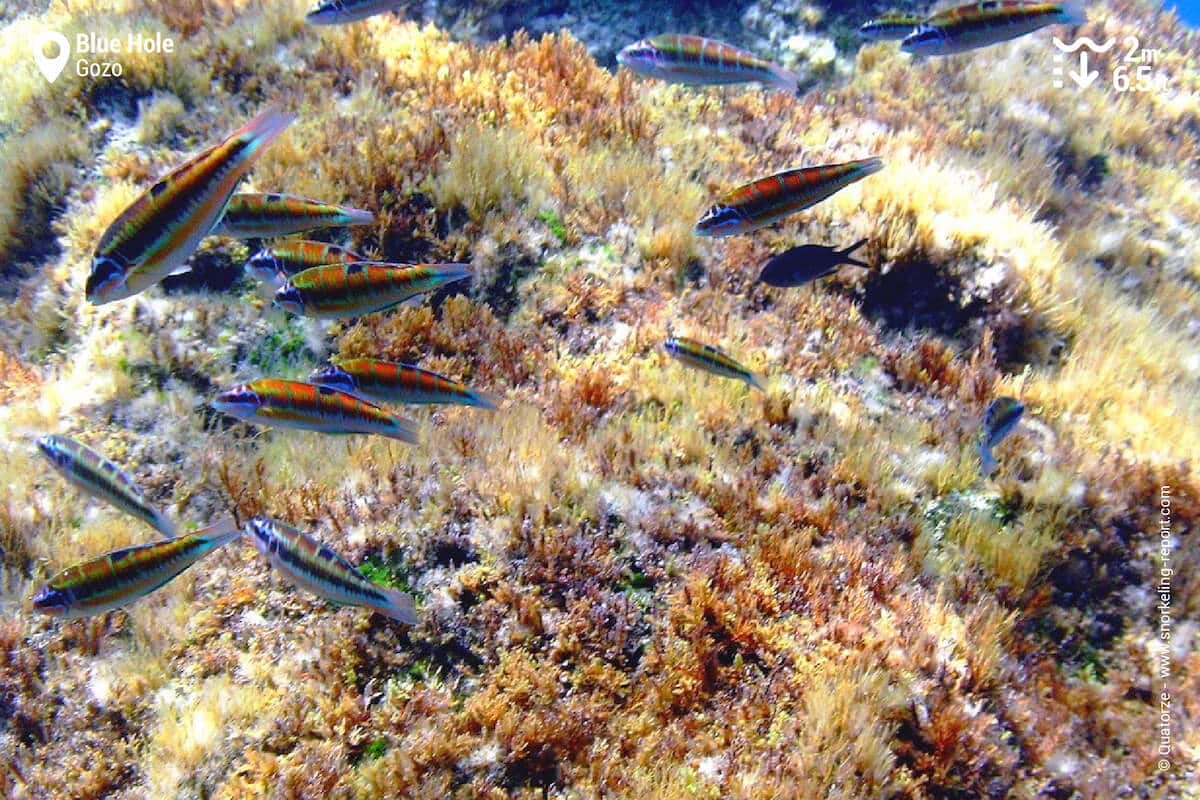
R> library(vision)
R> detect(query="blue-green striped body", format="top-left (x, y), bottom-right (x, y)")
top-left (36, 434), bottom-right (175, 538)
top-left (33, 519), bottom-right (240, 618)
top-left (244, 517), bottom-right (417, 623)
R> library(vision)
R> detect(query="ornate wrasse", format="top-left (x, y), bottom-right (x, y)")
top-left (902, 2), bottom-right (1085, 55)
top-left (36, 434), bottom-right (176, 538)
top-left (212, 193), bottom-right (374, 238)
top-left (664, 336), bottom-right (766, 391)
top-left (309, 358), bottom-right (500, 409)
top-left (696, 158), bottom-right (883, 237)
top-left (617, 34), bottom-right (800, 92)
top-left (212, 378), bottom-right (419, 442)
top-left (243, 516), bottom-right (417, 623)
top-left (979, 396), bottom-right (1025, 475)
top-left (273, 262), bottom-right (472, 319)
top-left (244, 240), bottom-right (363, 283)
top-left (859, 12), bottom-right (923, 40)
top-left (86, 106), bottom-right (294, 305)
top-left (306, 0), bottom-right (406, 24)
top-left (32, 518), bottom-right (240, 618)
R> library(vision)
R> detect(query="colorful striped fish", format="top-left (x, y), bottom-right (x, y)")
top-left (86, 106), bottom-right (294, 305)
top-left (36, 434), bottom-right (176, 538)
top-left (243, 516), bottom-right (417, 623)
top-left (306, 0), bottom-right (406, 24)
top-left (664, 336), bottom-right (766, 391)
top-left (695, 158), bottom-right (883, 237)
top-left (979, 396), bottom-right (1025, 476)
top-left (212, 378), bottom-right (419, 442)
top-left (902, 2), bottom-right (1085, 56)
top-left (273, 262), bottom-right (472, 320)
top-left (617, 34), bottom-right (801, 92)
top-left (243, 240), bottom-right (363, 283)
top-left (32, 518), bottom-right (241, 618)
top-left (212, 193), bottom-right (374, 239)
top-left (309, 358), bottom-right (500, 409)
top-left (859, 12), bottom-right (923, 40)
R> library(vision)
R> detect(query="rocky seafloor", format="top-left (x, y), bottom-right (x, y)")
top-left (0, 0), bottom-right (1197, 797)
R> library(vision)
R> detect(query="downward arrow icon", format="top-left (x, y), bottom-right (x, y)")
top-left (1070, 51), bottom-right (1099, 88)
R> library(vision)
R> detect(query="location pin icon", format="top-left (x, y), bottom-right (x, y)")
top-left (32, 31), bottom-right (70, 84)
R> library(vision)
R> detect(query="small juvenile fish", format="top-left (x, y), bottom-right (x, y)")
top-left (244, 240), bottom-right (363, 283)
top-left (243, 516), bottom-right (417, 623)
top-left (902, 2), bottom-right (1085, 56)
top-left (617, 34), bottom-right (801, 92)
top-left (32, 518), bottom-right (240, 618)
top-left (212, 378), bottom-right (418, 443)
top-left (36, 434), bottom-right (176, 538)
top-left (979, 396), bottom-right (1025, 476)
top-left (306, 0), bottom-right (406, 24)
top-left (309, 358), bottom-right (500, 409)
top-left (273, 262), bottom-right (472, 320)
top-left (212, 193), bottom-right (374, 239)
top-left (664, 336), bottom-right (765, 391)
top-left (859, 12), bottom-right (923, 40)
top-left (759, 238), bottom-right (871, 287)
top-left (696, 158), bottom-right (883, 237)
top-left (87, 106), bottom-right (294, 305)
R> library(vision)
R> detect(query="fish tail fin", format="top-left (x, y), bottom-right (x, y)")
top-left (375, 587), bottom-right (418, 624)
top-left (839, 238), bottom-right (872, 269)
top-left (234, 105), bottom-right (296, 158)
top-left (748, 370), bottom-right (769, 393)
top-left (1058, 1), bottom-right (1087, 25)
top-left (152, 510), bottom-right (179, 540)
top-left (446, 263), bottom-right (474, 283)
top-left (763, 62), bottom-right (804, 95)
top-left (467, 388), bottom-right (503, 411)
top-left (841, 237), bottom-right (869, 257)
top-left (343, 207), bottom-right (375, 226)
top-left (856, 157), bottom-right (885, 178)
top-left (386, 417), bottom-right (421, 445)
top-left (979, 445), bottom-right (998, 478)
top-left (192, 516), bottom-right (243, 547)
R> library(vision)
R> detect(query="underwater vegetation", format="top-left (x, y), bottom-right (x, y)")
top-left (0, 0), bottom-right (1197, 798)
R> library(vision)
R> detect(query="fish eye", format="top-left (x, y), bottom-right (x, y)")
top-left (306, 0), bottom-right (341, 16)
top-left (245, 249), bottom-right (278, 274)
top-left (85, 256), bottom-right (125, 299)
top-left (910, 25), bottom-right (943, 44)
top-left (246, 517), bottom-right (278, 551)
top-left (619, 42), bottom-right (654, 63)
top-left (36, 436), bottom-right (69, 466)
top-left (272, 284), bottom-right (303, 310)
top-left (697, 205), bottom-right (743, 234)
top-left (32, 585), bottom-right (69, 615)
top-left (311, 364), bottom-right (355, 393)
top-left (215, 385), bottom-right (259, 411)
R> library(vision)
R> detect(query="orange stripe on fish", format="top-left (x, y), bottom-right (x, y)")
top-left (274, 262), bottom-right (472, 320)
top-left (617, 33), bottom-right (800, 92)
top-left (32, 519), bottom-right (240, 618)
top-left (309, 358), bottom-right (500, 409)
top-left (87, 106), bottom-right (294, 304)
top-left (664, 336), bottom-right (766, 391)
top-left (212, 378), bottom-right (418, 442)
top-left (213, 193), bottom-right (374, 238)
top-left (695, 158), bottom-right (882, 237)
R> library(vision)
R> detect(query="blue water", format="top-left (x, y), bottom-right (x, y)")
top-left (1167, 0), bottom-right (1200, 24)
